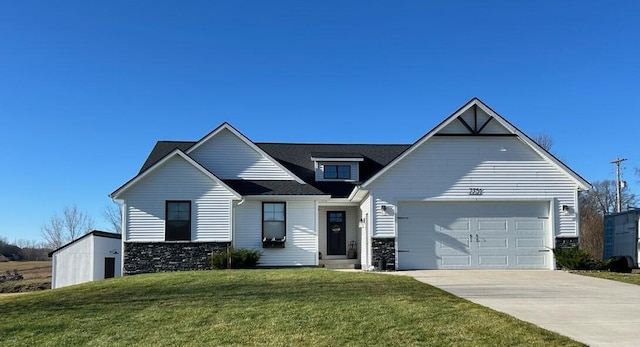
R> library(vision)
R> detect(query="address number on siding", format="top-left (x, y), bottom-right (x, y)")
top-left (469, 188), bottom-right (484, 195)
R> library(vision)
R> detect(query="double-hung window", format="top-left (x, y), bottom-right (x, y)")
top-left (263, 202), bottom-right (286, 247)
top-left (166, 201), bottom-right (191, 241)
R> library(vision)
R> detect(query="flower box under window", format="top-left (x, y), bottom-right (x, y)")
top-left (262, 236), bottom-right (286, 248)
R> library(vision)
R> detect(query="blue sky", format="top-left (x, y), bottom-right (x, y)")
top-left (1, 1), bottom-right (639, 243)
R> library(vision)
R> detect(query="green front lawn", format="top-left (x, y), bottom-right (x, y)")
top-left (575, 271), bottom-right (640, 285)
top-left (1, 269), bottom-right (582, 346)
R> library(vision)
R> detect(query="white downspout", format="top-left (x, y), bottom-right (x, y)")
top-left (232, 199), bottom-right (245, 248)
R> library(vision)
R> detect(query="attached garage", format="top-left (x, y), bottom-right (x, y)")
top-left (397, 201), bottom-right (552, 270)
top-left (356, 99), bottom-right (591, 271)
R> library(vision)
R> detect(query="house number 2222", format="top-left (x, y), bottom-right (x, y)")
top-left (469, 188), bottom-right (484, 195)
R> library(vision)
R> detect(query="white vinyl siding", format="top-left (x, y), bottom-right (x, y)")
top-left (368, 136), bottom-right (580, 239)
top-left (121, 156), bottom-right (237, 242)
top-left (189, 128), bottom-right (293, 180)
top-left (374, 198), bottom-right (396, 237)
top-left (235, 200), bottom-right (317, 266)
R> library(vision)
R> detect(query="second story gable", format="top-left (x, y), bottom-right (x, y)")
top-left (133, 132), bottom-right (410, 199)
top-left (187, 123), bottom-right (302, 181)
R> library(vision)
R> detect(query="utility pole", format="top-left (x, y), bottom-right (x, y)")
top-left (612, 157), bottom-right (627, 213)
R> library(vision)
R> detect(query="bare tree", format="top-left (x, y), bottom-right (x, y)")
top-left (103, 202), bottom-right (122, 234)
top-left (41, 205), bottom-right (94, 249)
top-left (41, 214), bottom-right (65, 249)
top-left (533, 132), bottom-right (554, 152)
top-left (579, 191), bottom-right (605, 259)
top-left (589, 180), bottom-right (636, 214)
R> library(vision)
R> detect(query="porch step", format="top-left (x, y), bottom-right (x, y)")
top-left (320, 259), bottom-right (361, 269)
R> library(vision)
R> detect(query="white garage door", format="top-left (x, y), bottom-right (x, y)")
top-left (397, 201), bottom-right (551, 270)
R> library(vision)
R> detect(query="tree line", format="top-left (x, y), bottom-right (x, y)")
top-left (1, 203), bottom-right (122, 261)
top-left (0, 237), bottom-right (51, 261)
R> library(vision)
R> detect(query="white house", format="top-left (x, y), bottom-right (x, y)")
top-left (49, 230), bottom-right (122, 289)
top-left (111, 98), bottom-right (590, 273)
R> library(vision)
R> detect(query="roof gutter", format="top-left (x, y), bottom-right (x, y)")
top-left (242, 195), bottom-right (332, 201)
top-left (348, 186), bottom-right (361, 201)
top-left (348, 186), bottom-right (369, 202)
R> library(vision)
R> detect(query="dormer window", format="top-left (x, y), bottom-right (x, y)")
top-left (310, 152), bottom-right (363, 182)
top-left (324, 165), bottom-right (351, 180)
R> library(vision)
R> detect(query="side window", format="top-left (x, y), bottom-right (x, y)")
top-left (263, 202), bottom-right (286, 247)
top-left (166, 201), bottom-right (191, 241)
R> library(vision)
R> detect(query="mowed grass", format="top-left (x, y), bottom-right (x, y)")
top-left (575, 271), bottom-right (640, 286)
top-left (0, 269), bottom-right (582, 347)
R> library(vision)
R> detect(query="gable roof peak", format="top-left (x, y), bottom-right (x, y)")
top-left (111, 148), bottom-right (242, 199)
top-left (466, 97), bottom-right (490, 109)
top-left (186, 121), bottom-right (306, 184)
top-left (360, 98), bottom-right (590, 190)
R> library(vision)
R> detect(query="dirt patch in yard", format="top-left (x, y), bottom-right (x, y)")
top-left (0, 280), bottom-right (51, 293)
top-left (0, 261), bottom-right (51, 293)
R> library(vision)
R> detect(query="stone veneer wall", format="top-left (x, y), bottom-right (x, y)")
top-left (372, 238), bottom-right (395, 271)
top-left (124, 242), bottom-right (229, 275)
top-left (555, 237), bottom-right (578, 249)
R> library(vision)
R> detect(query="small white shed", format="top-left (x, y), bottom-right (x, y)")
top-left (49, 230), bottom-right (122, 289)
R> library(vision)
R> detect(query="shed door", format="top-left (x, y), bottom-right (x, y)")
top-left (397, 201), bottom-right (551, 270)
top-left (104, 257), bottom-right (115, 279)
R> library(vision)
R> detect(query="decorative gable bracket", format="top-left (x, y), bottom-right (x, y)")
top-left (457, 104), bottom-right (493, 135)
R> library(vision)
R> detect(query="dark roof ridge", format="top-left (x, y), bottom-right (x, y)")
top-left (48, 230), bottom-right (121, 257)
top-left (156, 140), bottom-right (196, 143)
top-left (255, 142), bottom-right (411, 146)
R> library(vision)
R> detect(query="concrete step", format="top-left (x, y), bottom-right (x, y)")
top-left (320, 259), bottom-right (361, 269)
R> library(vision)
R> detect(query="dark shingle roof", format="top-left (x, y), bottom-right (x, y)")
top-left (309, 152), bottom-right (364, 159)
top-left (48, 230), bottom-right (121, 257)
top-left (256, 143), bottom-right (410, 197)
top-left (223, 180), bottom-right (326, 196)
top-left (139, 141), bottom-right (195, 173)
top-left (136, 140), bottom-right (410, 198)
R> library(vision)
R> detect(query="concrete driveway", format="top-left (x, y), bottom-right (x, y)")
top-left (402, 270), bottom-right (640, 347)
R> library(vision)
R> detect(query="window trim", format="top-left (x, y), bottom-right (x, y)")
top-left (323, 164), bottom-right (351, 180)
top-left (262, 202), bottom-right (286, 248)
top-left (165, 200), bottom-right (191, 241)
